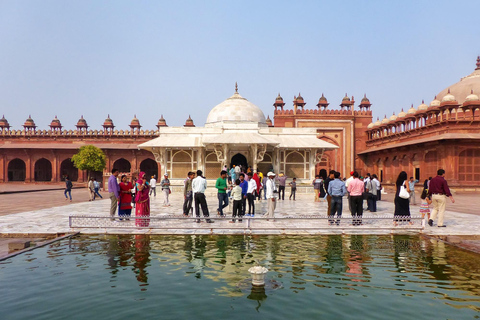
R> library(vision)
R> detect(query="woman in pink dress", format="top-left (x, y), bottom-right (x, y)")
top-left (135, 172), bottom-right (150, 227)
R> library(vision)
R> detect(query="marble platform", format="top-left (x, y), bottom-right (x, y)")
top-left (0, 192), bottom-right (478, 236)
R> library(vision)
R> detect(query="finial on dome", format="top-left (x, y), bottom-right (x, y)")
top-left (422, 99), bottom-right (424, 104)
top-left (476, 56), bottom-right (480, 70)
top-left (235, 82), bottom-right (238, 93)
top-left (448, 89), bottom-right (451, 94)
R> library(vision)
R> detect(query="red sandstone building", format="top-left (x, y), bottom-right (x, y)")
top-left (1, 57), bottom-right (479, 188)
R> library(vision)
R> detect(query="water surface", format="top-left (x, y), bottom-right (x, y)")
top-left (1, 235), bottom-right (479, 319)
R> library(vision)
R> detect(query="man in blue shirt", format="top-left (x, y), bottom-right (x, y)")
top-left (408, 177), bottom-right (419, 205)
top-left (239, 173), bottom-right (248, 217)
top-left (327, 171), bottom-right (346, 225)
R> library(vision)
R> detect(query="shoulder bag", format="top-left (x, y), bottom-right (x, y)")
top-left (399, 181), bottom-right (410, 199)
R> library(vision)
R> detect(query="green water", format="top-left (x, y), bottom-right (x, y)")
top-left (1, 235), bottom-right (479, 320)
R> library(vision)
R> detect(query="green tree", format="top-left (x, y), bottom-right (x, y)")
top-left (71, 145), bottom-right (106, 178)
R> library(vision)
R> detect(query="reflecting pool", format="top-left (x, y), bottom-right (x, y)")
top-left (1, 235), bottom-right (480, 319)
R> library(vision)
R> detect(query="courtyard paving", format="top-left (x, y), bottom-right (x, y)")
top-left (0, 188), bottom-right (479, 237)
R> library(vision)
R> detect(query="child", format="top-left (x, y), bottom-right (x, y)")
top-left (289, 177), bottom-right (297, 200)
top-left (229, 179), bottom-right (243, 223)
top-left (419, 189), bottom-right (432, 220)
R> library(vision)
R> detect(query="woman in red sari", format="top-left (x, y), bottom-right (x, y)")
top-left (135, 172), bottom-right (150, 227)
top-left (119, 175), bottom-right (133, 220)
top-left (253, 172), bottom-right (261, 200)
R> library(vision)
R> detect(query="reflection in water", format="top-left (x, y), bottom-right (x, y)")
top-left (96, 234), bottom-right (480, 313)
top-left (133, 235), bottom-right (150, 287)
top-left (247, 286), bottom-right (267, 312)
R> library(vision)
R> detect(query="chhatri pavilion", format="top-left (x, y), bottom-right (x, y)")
top-left (139, 84), bottom-right (338, 181)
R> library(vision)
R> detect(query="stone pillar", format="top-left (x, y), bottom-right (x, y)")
top-left (26, 153), bottom-right (32, 182)
top-left (308, 149), bottom-right (317, 181)
top-left (132, 149), bottom-right (138, 173)
top-left (53, 152), bottom-right (59, 182)
top-left (197, 147), bottom-right (205, 172)
top-left (272, 148), bottom-right (280, 174)
top-left (251, 144), bottom-right (258, 171)
top-left (0, 153), bottom-right (5, 182)
top-left (152, 147), bottom-right (168, 176)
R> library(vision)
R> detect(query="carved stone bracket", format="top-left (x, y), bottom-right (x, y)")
top-left (315, 149), bottom-right (324, 163)
top-left (152, 147), bottom-right (165, 164)
top-left (213, 144), bottom-right (227, 163)
top-left (257, 144), bottom-right (267, 162)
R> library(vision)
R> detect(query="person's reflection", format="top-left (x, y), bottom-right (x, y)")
top-left (325, 235), bottom-right (346, 275)
top-left (191, 236), bottom-right (207, 278)
top-left (133, 234), bottom-right (151, 288)
top-left (393, 235), bottom-right (411, 273)
top-left (346, 235), bottom-right (366, 283)
top-left (425, 238), bottom-right (449, 281)
top-left (106, 235), bottom-right (133, 275)
top-left (247, 286), bottom-right (267, 312)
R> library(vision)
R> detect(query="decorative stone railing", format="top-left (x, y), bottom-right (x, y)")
top-left (274, 109), bottom-right (372, 116)
top-left (366, 108), bottom-right (480, 143)
top-left (0, 128), bottom-right (159, 137)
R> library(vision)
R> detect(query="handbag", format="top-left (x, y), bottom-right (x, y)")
top-left (399, 181), bottom-right (410, 199)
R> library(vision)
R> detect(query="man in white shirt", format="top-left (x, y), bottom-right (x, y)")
top-left (192, 170), bottom-right (213, 223)
top-left (264, 172), bottom-right (277, 220)
top-left (149, 175), bottom-right (157, 197)
top-left (246, 172), bottom-right (257, 217)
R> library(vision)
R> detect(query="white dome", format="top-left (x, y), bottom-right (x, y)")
top-left (417, 100), bottom-right (428, 111)
top-left (205, 91), bottom-right (266, 127)
top-left (465, 90), bottom-right (479, 102)
top-left (441, 90), bottom-right (456, 102)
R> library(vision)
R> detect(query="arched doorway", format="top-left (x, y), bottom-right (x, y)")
top-left (230, 153), bottom-right (248, 170)
top-left (8, 158), bottom-right (26, 181)
top-left (113, 158), bottom-right (131, 173)
top-left (140, 158), bottom-right (158, 179)
top-left (316, 155), bottom-right (331, 178)
top-left (34, 158), bottom-right (52, 181)
top-left (60, 158), bottom-right (78, 181)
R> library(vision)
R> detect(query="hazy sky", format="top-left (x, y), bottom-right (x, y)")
top-left (0, 1), bottom-right (479, 130)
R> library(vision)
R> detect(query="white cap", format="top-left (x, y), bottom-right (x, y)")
top-left (267, 172), bottom-right (276, 177)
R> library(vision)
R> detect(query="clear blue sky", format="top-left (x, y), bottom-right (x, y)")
top-left (0, 0), bottom-right (479, 129)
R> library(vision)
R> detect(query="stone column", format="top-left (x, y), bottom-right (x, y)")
top-left (197, 147), bottom-right (205, 172)
top-left (0, 153), bottom-right (5, 182)
top-left (272, 148), bottom-right (280, 174)
top-left (308, 149), bottom-right (317, 180)
top-left (26, 153), bottom-right (32, 182)
top-left (152, 147), bottom-right (167, 176)
top-left (250, 144), bottom-right (258, 171)
top-left (53, 152), bottom-right (59, 182)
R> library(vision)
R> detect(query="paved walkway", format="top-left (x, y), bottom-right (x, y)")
top-left (0, 190), bottom-right (479, 236)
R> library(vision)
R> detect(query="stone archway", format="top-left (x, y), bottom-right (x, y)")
top-left (34, 158), bottom-right (52, 181)
top-left (8, 158), bottom-right (26, 181)
top-left (230, 153), bottom-right (248, 170)
top-left (113, 158), bottom-right (131, 173)
top-left (60, 158), bottom-right (78, 181)
top-left (140, 158), bottom-right (158, 179)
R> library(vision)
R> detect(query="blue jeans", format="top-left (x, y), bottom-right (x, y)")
top-left (64, 189), bottom-right (71, 200)
top-left (217, 193), bottom-right (229, 215)
top-left (94, 187), bottom-right (103, 199)
top-left (329, 196), bottom-right (343, 223)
